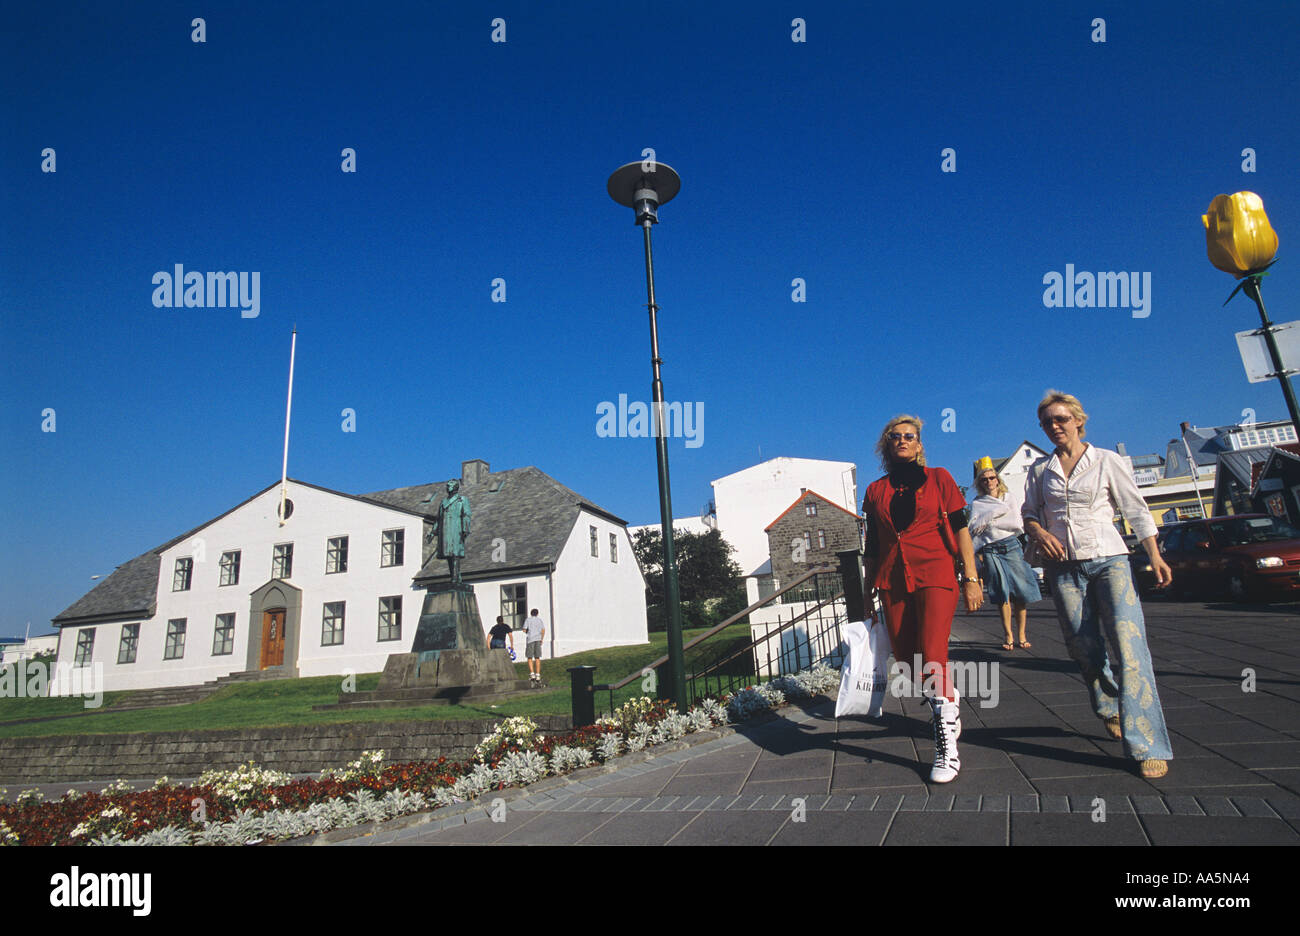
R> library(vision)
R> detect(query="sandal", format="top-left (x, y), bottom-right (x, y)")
top-left (1139, 759), bottom-right (1169, 779)
top-left (1001, 642), bottom-right (1015, 651)
top-left (1018, 640), bottom-right (1032, 649)
top-left (1103, 716), bottom-right (1122, 739)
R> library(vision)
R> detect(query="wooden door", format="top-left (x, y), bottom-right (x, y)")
top-left (261, 610), bottom-right (286, 668)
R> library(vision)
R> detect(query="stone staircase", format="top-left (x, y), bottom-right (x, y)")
top-left (105, 667), bottom-right (290, 711)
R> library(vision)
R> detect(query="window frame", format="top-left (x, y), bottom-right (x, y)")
top-left (326, 536), bottom-right (349, 574)
top-left (322, 601), bottom-right (346, 646)
top-left (164, 619), bottom-right (187, 660)
top-left (117, 623), bottom-right (139, 664)
top-left (74, 628), bottom-right (95, 666)
top-left (381, 529), bottom-right (405, 568)
top-left (173, 556), bottom-right (193, 591)
top-left (378, 596), bottom-right (402, 642)
top-left (272, 543), bottom-right (294, 579)
top-left (212, 613), bottom-right (235, 656)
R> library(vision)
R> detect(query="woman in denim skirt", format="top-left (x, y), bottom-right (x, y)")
top-left (1022, 391), bottom-right (1174, 779)
top-left (969, 456), bottom-right (1041, 651)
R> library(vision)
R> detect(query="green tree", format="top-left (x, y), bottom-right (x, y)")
top-left (633, 527), bottom-right (746, 631)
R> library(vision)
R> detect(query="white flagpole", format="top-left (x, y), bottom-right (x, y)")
top-left (1181, 429), bottom-right (1207, 517)
top-left (279, 326), bottom-right (297, 526)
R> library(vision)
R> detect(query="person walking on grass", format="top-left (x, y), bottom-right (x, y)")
top-left (524, 609), bottom-right (546, 686)
top-left (1022, 390), bottom-right (1174, 779)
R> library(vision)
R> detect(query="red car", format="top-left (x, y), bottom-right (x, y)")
top-left (1158, 514), bottom-right (1300, 603)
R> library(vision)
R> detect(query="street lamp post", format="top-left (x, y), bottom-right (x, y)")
top-left (607, 160), bottom-right (687, 710)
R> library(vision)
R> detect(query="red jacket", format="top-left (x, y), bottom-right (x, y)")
top-left (863, 465), bottom-right (966, 593)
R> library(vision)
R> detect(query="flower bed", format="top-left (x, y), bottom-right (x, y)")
top-left (0, 662), bottom-right (839, 846)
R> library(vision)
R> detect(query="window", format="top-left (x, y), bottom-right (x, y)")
top-left (219, 550), bottom-right (241, 586)
top-left (322, 602), bottom-right (345, 646)
top-left (272, 543), bottom-right (293, 579)
top-left (378, 596), bottom-right (402, 642)
top-left (817, 530), bottom-right (826, 549)
top-left (75, 629), bottom-right (95, 666)
top-left (803, 531), bottom-right (812, 549)
top-left (590, 525), bottom-right (599, 557)
top-left (1176, 505), bottom-right (1206, 521)
top-left (501, 583), bottom-right (527, 629)
top-left (381, 529), bottom-right (405, 567)
top-left (805, 502), bottom-right (818, 517)
top-left (173, 557), bottom-right (193, 591)
top-left (117, 624), bottom-right (139, 664)
top-left (213, 613), bottom-right (235, 655)
top-left (164, 619), bottom-right (187, 660)
top-left (610, 533), bottom-right (618, 563)
top-left (326, 536), bottom-right (349, 574)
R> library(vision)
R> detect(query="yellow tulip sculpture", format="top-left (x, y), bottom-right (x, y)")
top-left (1203, 192), bottom-right (1280, 304)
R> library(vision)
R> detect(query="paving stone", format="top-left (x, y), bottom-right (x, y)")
top-left (1010, 794), bottom-right (1040, 813)
top-left (951, 795), bottom-right (981, 812)
top-left (1131, 795), bottom-right (1169, 815)
top-left (981, 794), bottom-right (1010, 813)
top-left (1194, 795), bottom-right (1239, 817)
top-left (1040, 795), bottom-right (1070, 814)
top-left (1138, 815), bottom-right (1299, 846)
top-left (577, 811), bottom-right (699, 845)
top-left (1164, 795), bottom-right (1205, 816)
top-left (665, 809), bottom-right (790, 846)
top-left (823, 794), bottom-right (854, 811)
top-left (1010, 812), bottom-right (1149, 846)
top-left (1230, 796), bottom-right (1277, 818)
top-left (924, 794), bottom-right (955, 812)
top-left (883, 811), bottom-right (1007, 846)
top-left (769, 810), bottom-right (894, 846)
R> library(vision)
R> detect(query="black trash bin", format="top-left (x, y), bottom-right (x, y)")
top-left (568, 665), bottom-right (597, 727)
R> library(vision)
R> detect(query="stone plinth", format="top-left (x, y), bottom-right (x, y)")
top-left (378, 587), bottom-right (516, 691)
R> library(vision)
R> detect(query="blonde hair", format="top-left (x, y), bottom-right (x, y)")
top-left (876, 415), bottom-right (926, 471)
top-left (1037, 389), bottom-right (1088, 439)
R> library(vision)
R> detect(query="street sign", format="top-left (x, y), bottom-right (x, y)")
top-left (1236, 320), bottom-right (1300, 383)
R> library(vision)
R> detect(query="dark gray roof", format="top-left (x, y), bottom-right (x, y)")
top-left (51, 477), bottom-right (430, 628)
top-left (363, 466), bottom-right (628, 585)
top-left (53, 468), bottom-right (629, 625)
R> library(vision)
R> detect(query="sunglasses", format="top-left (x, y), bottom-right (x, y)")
top-left (888, 432), bottom-right (918, 442)
top-left (1040, 414), bottom-right (1074, 427)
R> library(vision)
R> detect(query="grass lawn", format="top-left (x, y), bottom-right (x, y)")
top-left (0, 621), bottom-right (756, 740)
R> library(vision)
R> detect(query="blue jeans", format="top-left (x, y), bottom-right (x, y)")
top-left (1047, 556), bottom-right (1173, 761)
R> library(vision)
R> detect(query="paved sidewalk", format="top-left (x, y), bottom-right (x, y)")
top-left (322, 599), bottom-right (1300, 846)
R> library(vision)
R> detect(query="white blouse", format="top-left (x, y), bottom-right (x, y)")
top-left (1022, 444), bottom-right (1157, 560)
top-left (968, 493), bottom-right (1024, 552)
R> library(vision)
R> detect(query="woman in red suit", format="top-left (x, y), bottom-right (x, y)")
top-left (862, 415), bottom-right (983, 783)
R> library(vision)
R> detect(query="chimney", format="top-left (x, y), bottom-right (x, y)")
top-left (461, 459), bottom-right (490, 484)
top-left (1116, 442), bottom-right (1127, 455)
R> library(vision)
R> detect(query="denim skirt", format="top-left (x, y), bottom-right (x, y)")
top-left (980, 535), bottom-right (1043, 605)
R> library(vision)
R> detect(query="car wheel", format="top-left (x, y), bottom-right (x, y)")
top-left (1227, 571), bottom-right (1250, 603)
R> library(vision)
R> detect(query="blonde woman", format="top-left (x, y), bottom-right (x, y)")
top-left (1022, 390), bottom-right (1174, 779)
top-left (862, 415), bottom-right (983, 783)
top-left (969, 457), bottom-right (1041, 650)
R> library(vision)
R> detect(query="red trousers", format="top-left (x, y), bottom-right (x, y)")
top-left (879, 579), bottom-right (957, 700)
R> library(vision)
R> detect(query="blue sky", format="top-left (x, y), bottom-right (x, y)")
top-left (3, 0), bottom-right (1300, 636)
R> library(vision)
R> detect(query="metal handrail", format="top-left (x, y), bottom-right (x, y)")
top-left (593, 567), bottom-right (827, 694)
top-left (690, 587), bottom-right (844, 681)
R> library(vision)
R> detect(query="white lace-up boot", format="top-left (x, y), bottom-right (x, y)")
top-left (928, 690), bottom-right (962, 784)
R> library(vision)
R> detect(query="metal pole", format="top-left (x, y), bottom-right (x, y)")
top-left (641, 219), bottom-right (687, 711)
top-left (1243, 279), bottom-right (1300, 435)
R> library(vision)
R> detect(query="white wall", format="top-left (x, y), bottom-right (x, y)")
top-left (549, 510), bottom-right (649, 657)
top-left (53, 482), bottom-right (426, 692)
top-left (711, 458), bottom-right (857, 577)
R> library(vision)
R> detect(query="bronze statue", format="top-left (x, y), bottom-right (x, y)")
top-left (426, 479), bottom-right (471, 584)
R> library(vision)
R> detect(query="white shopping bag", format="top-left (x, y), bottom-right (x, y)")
top-left (834, 618), bottom-right (888, 718)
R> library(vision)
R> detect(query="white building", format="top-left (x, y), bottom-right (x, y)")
top-left (0, 633), bottom-right (58, 664)
top-left (710, 457), bottom-right (858, 578)
top-left (49, 461), bottom-right (647, 693)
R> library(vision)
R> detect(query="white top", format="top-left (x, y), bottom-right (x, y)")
top-left (1022, 444), bottom-right (1156, 560)
top-left (968, 493), bottom-right (1024, 552)
top-left (524, 615), bottom-right (546, 642)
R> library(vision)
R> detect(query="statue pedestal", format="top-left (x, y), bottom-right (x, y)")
top-left (378, 587), bottom-right (516, 690)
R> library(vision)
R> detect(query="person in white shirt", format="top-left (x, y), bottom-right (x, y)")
top-left (1022, 390), bottom-right (1174, 779)
top-left (969, 456), bottom-right (1041, 651)
top-left (523, 609), bottom-right (546, 685)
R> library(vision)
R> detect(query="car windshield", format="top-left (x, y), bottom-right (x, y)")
top-left (1209, 517), bottom-right (1300, 546)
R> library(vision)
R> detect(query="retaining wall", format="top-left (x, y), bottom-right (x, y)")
top-left (0, 716), bottom-right (574, 783)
